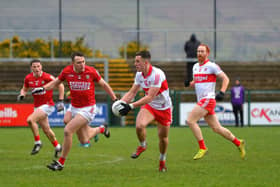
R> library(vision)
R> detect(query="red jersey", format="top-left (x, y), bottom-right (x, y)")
top-left (24, 72), bottom-right (55, 107)
top-left (58, 65), bottom-right (101, 108)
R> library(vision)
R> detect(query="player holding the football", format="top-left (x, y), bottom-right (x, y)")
top-left (117, 50), bottom-right (172, 172)
top-left (17, 59), bottom-right (64, 157)
top-left (32, 52), bottom-right (117, 171)
top-left (185, 44), bottom-right (246, 160)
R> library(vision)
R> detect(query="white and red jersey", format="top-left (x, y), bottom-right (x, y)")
top-left (58, 65), bottom-right (101, 108)
top-left (24, 72), bottom-right (54, 107)
top-left (193, 59), bottom-right (222, 101)
top-left (134, 65), bottom-right (172, 110)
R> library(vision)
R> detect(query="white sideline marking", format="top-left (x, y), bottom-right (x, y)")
top-left (20, 154), bottom-right (125, 170)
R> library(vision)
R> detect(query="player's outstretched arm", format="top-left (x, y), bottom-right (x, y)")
top-left (98, 78), bottom-right (118, 101)
top-left (32, 78), bottom-right (63, 94)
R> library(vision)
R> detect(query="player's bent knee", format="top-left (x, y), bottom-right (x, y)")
top-left (26, 117), bottom-right (34, 125)
top-left (64, 128), bottom-right (73, 137)
top-left (136, 124), bottom-right (146, 130)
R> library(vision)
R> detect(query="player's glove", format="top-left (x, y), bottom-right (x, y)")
top-left (215, 91), bottom-right (225, 101)
top-left (17, 94), bottom-right (25, 101)
top-left (56, 100), bottom-right (65, 112)
top-left (119, 103), bottom-right (134, 116)
top-left (184, 80), bottom-right (190, 87)
top-left (32, 87), bottom-right (45, 94)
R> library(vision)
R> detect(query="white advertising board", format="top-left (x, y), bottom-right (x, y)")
top-left (179, 102), bottom-right (248, 126)
top-left (250, 103), bottom-right (280, 125)
top-left (180, 102), bottom-right (280, 126)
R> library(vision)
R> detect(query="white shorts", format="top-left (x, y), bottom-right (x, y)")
top-left (35, 104), bottom-right (55, 116)
top-left (70, 105), bottom-right (97, 123)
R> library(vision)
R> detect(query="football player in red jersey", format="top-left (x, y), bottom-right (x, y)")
top-left (64, 91), bottom-right (99, 147)
top-left (32, 52), bottom-right (117, 171)
top-left (17, 59), bottom-right (64, 157)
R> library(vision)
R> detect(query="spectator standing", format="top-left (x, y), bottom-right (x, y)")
top-left (184, 33), bottom-right (201, 81)
top-left (230, 78), bottom-right (245, 127)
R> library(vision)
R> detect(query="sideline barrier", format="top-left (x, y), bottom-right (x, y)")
top-left (0, 103), bottom-right (108, 127)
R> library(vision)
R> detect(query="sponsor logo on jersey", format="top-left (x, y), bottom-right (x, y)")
top-left (69, 81), bottom-right (91, 90)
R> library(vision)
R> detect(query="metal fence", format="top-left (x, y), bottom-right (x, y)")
top-left (0, 29), bottom-right (280, 62)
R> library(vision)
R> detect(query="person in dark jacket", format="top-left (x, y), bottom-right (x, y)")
top-left (230, 78), bottom-right (245, 127)
top-left (184, 34), bottom-right (201, 81)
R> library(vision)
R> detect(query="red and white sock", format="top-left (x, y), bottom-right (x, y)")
top-left (99, 126), bottom-right (105, 134)
top-left (52, 140), bottom-right (59, 147)
top-left (58, 157), bottom-right (66, 165)
top-left (198, 139), bottom-right (207, 150)
top-left (232, 138), bottom-right (241, 146)
top-left (34, 135), bottom-right (41, 144)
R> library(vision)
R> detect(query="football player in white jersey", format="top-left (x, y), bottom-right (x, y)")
top-left (119, 50), bottom-right (172, 172)
top-left (185, 44), bottom-right (246, 160)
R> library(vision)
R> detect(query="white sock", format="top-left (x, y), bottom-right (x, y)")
top-left (140, 141), bottom-right (146, 148)
top-left (160, 153), bottom-right (166, 161)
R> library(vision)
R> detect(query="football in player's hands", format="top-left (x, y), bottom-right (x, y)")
top-left (119, 103), bottom-right (134, 116)
top-left (112, 100), bottom-right (127, 117)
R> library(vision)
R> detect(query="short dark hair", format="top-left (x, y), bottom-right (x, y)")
top-left (30, 59), bottom-right (41, 66)
top-left (71, 51), bottom-right (84, 62)
top-left (135, 50), bottom-right (151, 59)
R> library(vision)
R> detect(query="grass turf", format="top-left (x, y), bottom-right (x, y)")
top-left (0, 126), bottom-right (279, 187)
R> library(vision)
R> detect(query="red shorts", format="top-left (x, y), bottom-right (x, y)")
top-left (197, 98), bottom-right (216, 115)
top-left (142, 104), bottom-right (172, 126)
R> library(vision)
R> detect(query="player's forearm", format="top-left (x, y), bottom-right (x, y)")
top-left (131, 95), bottom-right (153, 108)
top-left (57, 83), bottom-right (65, 100)
top-left (121, 91), bottom-right (136, 103)
top-left (220, 76), bottom-right (229, 92)
top-left (20, 87), bottom-right (28, 96)
top-left (102, 83), bottom-right (117, 101)
top-left (43, 78), bottom-right (61, 91)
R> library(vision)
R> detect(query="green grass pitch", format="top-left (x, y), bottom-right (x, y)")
top-left (0, 126), bottom-right (279, 187)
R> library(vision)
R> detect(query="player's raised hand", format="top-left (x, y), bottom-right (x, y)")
top-left (32, 87), bottom-right (45, 94)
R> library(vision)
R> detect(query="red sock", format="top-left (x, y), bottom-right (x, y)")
top-left (198, 139), bottom-right (207, 150)
top-left (99, 126), bottom-right (105, 134)
top-left (52, 140), bottom-right (59, 147)
top-left (232, 138), bottom-right (241, 146)
top-left (34, 135), bottom-right (40, 141)
top-left (58, 157), bottom-right (66, 165)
